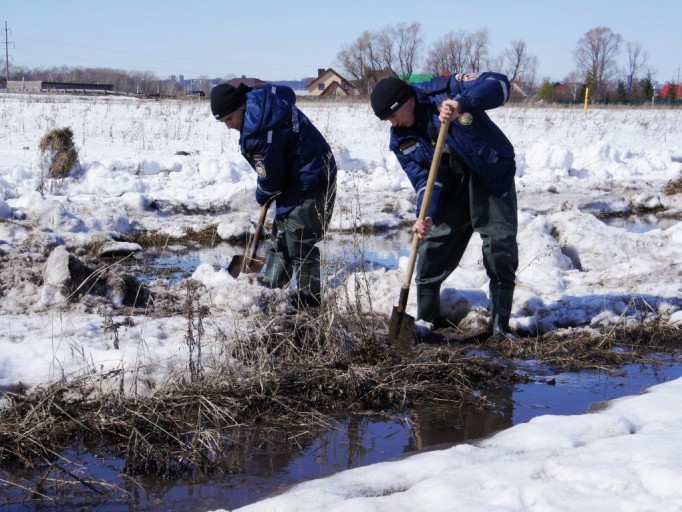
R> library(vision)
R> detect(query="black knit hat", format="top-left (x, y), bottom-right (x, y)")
top-left (210, 83), bottom-right (252, 120)
top-left (370, 78), bottom-right (413, 120)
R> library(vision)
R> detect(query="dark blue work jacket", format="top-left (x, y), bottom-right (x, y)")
top-left (389, 72), bottom-right (516, 222)
top-left (240, 85), bottom-right (337, 216)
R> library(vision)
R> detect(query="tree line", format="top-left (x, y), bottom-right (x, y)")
top-left (336, 23), bottom-right (665, 103)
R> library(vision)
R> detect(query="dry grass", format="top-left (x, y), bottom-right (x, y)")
top-left (0, 301), bottom-right (679, 506)
top-left (0, 310), bottom-right (508, 476)
top-left (38, 127), bottom-right (80, 179)
top-left (663, 176), bottom-right (682, 196)
top-left (1, 310), bottom-right (678, 479)
top-left (1, 214), bottom-right (680, 504)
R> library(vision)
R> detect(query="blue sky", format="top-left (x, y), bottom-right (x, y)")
top-left (3, 0), bottom-right (681, 83)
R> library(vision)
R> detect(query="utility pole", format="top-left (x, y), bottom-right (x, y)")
top-left (2, 21), bottom-right (14, 83)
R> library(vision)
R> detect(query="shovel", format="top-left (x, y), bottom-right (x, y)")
top-left (227, 202), bottom-right (270, 278)
top-left (388, 118), bottom-right (451, 346)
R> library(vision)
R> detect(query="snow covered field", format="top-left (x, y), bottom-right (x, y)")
top-left (1, 92), bottom-right (682, 510)
top-left (1, 93), bottom-right (681, 394)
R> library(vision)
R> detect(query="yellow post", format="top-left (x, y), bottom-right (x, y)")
top-left (583, 87), bottom-right (589, 112)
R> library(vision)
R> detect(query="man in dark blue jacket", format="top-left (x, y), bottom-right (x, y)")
top-left (211, 82), bottom-right (337, 309)
top-left (370, 72), bottom-right (518, 337)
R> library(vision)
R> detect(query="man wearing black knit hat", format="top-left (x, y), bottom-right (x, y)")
top-left (370, 72), bottom-right (518, 339)
top-left (211, 82), bottom-right (337, 310)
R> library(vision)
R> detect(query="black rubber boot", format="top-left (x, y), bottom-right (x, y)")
top-left (490, 283), bottom-right (515, 338)
top-left (417, 283), bottom-right (447, 327)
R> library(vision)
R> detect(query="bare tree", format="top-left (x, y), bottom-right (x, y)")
top-left (425, 29), bottom-right (490, 77)
top-left (500, 39), bottom-right (538, 93)
top-left (336, 23), bottom-right (424, 93)
top-left (574, 26), bottom-right (623, 99)
top-left (395, 22), bottom-right (423, 81)
top-left (469, 29), bottom-right (490, 72)
top-left (425, 31), bottom-right (466, 76)
top-left (375, 28), bottom-right (395, 74)
top-left (626, 41), bottom-right (648, 91)
top-left (502, 40), bottom-right (531, 82)
top-left (337, 34), bottom-right (371, 83)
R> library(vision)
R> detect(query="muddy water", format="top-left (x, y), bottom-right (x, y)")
top-left (132, 213), bottom-right (677, 286)
top-left (161, 360), bottom-right (682, 511)
top-left (4, 358), bottom-right (678, 511)
top-left (131, 229), bottom-right (414, 286)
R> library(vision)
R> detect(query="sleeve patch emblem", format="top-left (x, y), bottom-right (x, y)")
top-left (253, 155), bottom-right (266, 177)
top-left (458, 112), bottom-right (474, 125)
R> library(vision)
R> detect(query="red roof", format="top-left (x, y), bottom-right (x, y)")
top-left (660, 84), bottom-right (682, 99)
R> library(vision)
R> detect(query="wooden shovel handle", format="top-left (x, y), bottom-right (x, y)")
top-left (247, 203), bottom-right (269, 261)
top-left (400, 118), bottom-right (451, 293)
top-left (246, 192), bottom-right (280, 262)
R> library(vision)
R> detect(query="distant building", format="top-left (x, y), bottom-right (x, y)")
top-left (5, 80), bottom-right (114, 93)
top-left (400, 73), bottom-right (434, 84)
top-left (306, 68), bottom-right (357, 97)
top-left (660, 83), bottom-right (682, 100)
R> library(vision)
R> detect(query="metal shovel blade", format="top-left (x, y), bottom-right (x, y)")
top-left (388, 305), bottom-right (415, 348)
top-left (227, 255), bottom-right (266, 278)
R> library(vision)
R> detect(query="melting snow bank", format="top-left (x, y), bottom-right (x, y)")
top-left (222, 376), bottom-right (682, 512)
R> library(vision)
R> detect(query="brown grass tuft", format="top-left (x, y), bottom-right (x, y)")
top-left (663, 176), bottom-right (682, 196)
top-left (38, 127), bottom-right (79, 178)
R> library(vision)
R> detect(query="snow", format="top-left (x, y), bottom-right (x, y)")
top-left (0, 92), bottom-right (681, 511)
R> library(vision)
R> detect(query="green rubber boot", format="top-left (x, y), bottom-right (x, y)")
top-left (490, 283), bottom-right (515, 334)
top-left (264, 249), bottom-right (291, 289)
top-left (417, 283), bottom-right (445, 327)
top-left (295, 247), bottom-right (321, 308)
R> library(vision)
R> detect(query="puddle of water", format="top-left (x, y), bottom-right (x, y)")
top-left (600, 214), bottom-right (678, 234)
top-left (131, 232), bottom-right (413, 285)
top-left (3, 357), bottom-right (680, 510)
top-left (511, 355), bottom-right (682, 423)
top-left (128, 212), bottom-right (679, 285)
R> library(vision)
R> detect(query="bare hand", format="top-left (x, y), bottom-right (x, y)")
top-left (439, 99), bottom-right (460, 122)
top-left (412, 216), bottom-right (433, 240)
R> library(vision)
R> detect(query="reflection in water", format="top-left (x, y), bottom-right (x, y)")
top-left (129, 212), bottom-right (679, 284)
top-left (408, 390), bottom-right (513, 452)
top-left (2, 361), bottom-right (680, 510)
top-left (130, 231), bottom-right (414, 285)
top-left (599, 214), bottom-right (678, 234)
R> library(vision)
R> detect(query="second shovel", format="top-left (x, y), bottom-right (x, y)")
top-left (227, 202), bottom-right (270, 278)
